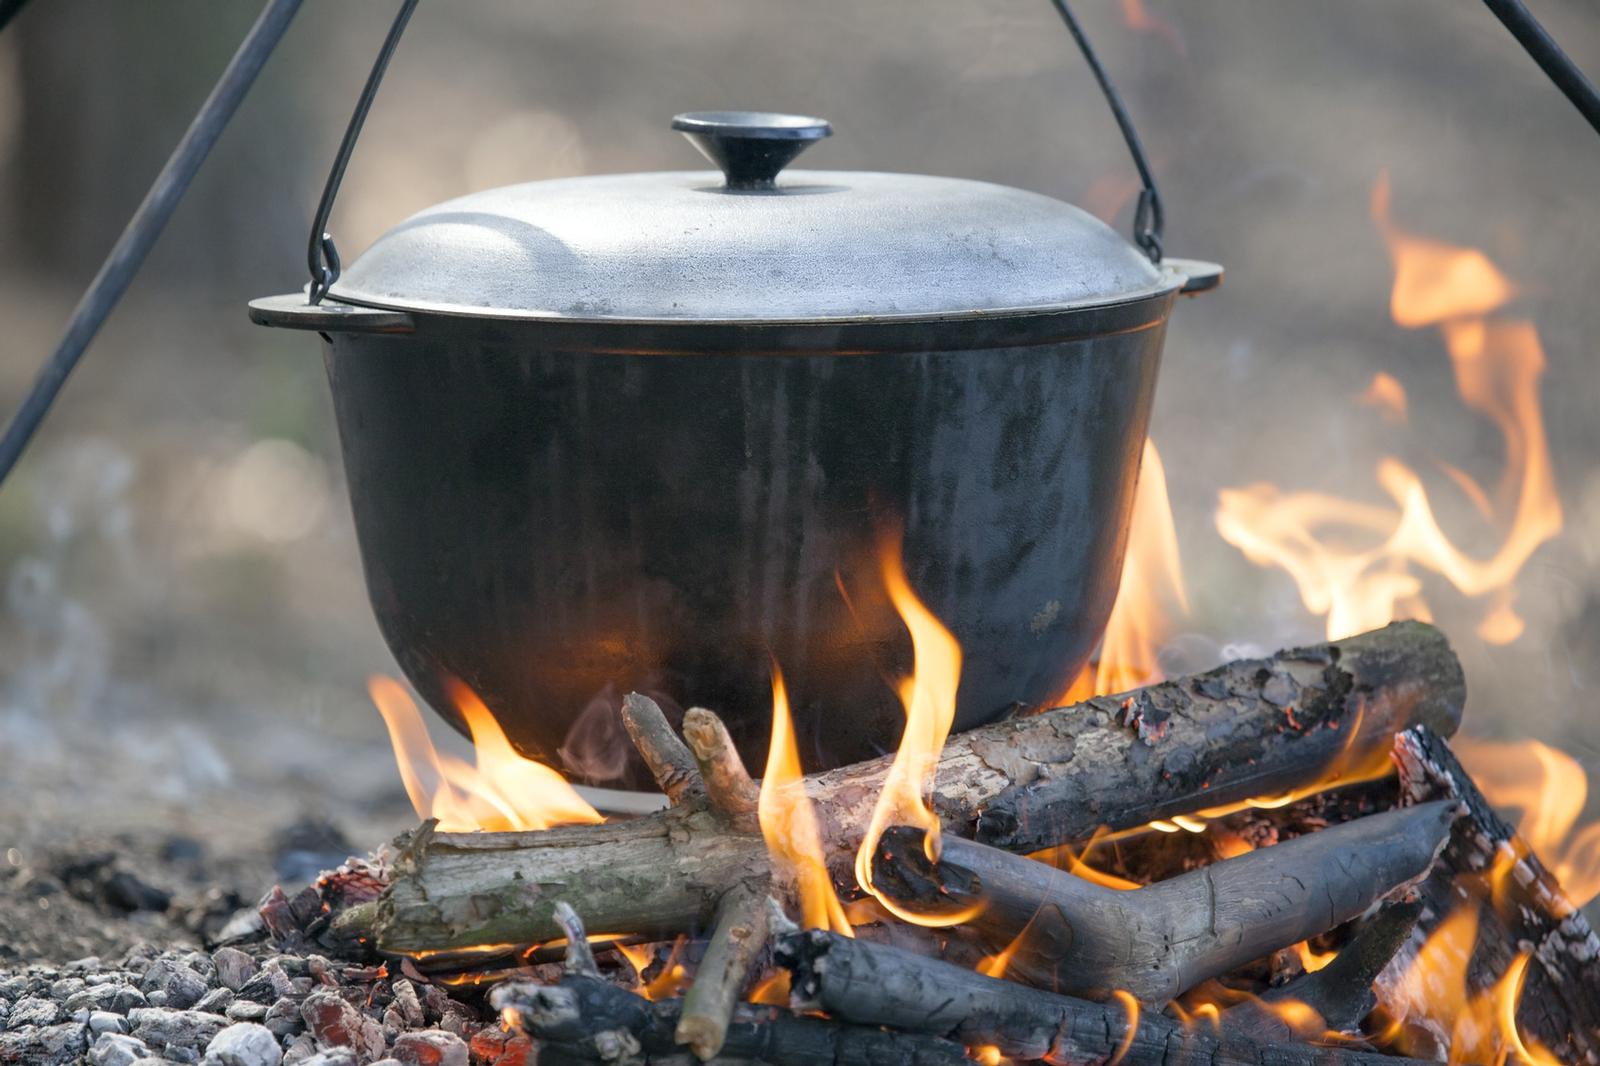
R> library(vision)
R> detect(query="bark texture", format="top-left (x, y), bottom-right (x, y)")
top-left (372, 623), bottom-right (1463, 956)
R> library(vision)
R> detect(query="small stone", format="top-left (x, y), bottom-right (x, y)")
top-left (141, 957), bottom-right (210, 1009)
top-left (128, 1006), bottom-right (227, 1052)
top-left (0, 1021), bottom-right (90, 1065)
top-left (197, 987), bottom-right (236, 1015)
top-left (437, 1001), bottom-right (478, 1037)
top-left (5, 993), bottom-right (60, 1029)
top-left (237, 963), bottom-right (292, 1004)
top-left (263, 996), bottom-right (304, 1039)
top-left (148, 990), bottom-right (170, 1006)
top-left (64, 982), bottom-right (145, 1014)
top-left (49, 976), bottom-right (87, 998)
top-left (295, 1050), bottom-right (357, 1066)
top-left (65, 956), bottom-right (103, 972)
top-left (299, 991), bottom-right (384, 1060)
top-left (87, 1031), bottom-right (149, 1066)
top-left (202, 1021), bottom-right (283, 1066)
top-left (392, 1029), bottom-right (469, 1066)
top-left (212, 947), bottom-right (257, 992)
top-left (279, 1035), bottom-right (316, 1066)
top-left (389, 979), bottom-right (424, 1029)
top-left (226, 1001), bottom-right (269, 1023)
top-left (88, 1010), bottom-right (128, 1035)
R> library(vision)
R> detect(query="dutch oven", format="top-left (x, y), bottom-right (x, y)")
top-left (249, 111), bottom-right (1220, 784)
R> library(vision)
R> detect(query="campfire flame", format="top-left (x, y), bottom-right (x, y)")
top-left (1215, 172), bottom-right (1561, 645)
top-left (1378, 905), bottom-right (1558, 1066)
top-left (1059, 439), bottom-right (1189, 702)
top-left (367, 675), bottom-right (601, 832)
top-left (853, 538), bottom-right (982, 927)
top-left (1456, 737), bottom-right (1600, 908)
top-left (758, 663), bottom-right (854, 935)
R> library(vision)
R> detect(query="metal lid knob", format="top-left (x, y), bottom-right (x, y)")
top-left (672, 111), bottom-right (832, 190)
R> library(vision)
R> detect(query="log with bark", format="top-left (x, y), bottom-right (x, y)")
top-left (363, 622), bottom-right (1463, 960)
top-left (866, 801), bottom-right (1456, 1001)
top-left (775, 929), bottom-right (1441, 1066)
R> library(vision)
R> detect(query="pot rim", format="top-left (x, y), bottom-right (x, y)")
top-left (252, 280), bottom-right (1198, 355)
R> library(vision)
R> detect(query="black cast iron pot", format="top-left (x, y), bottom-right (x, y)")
top-left (251, 112), bottom-right (1219, 785)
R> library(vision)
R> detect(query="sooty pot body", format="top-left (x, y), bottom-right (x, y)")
top-left (319, 307), bottom-right (1170, 783)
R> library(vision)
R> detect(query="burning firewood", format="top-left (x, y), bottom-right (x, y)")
top-left (355, 621), bottom-right (1463, 962)
top-left (774, 928), bottom-right (1441, 1066)
top-left (865, 801), bottom-right (1456, 1002)
top-left (1387, 725), bottom-right (1600, 1065)
top-left (492, 904), bottom-right (973, 1066)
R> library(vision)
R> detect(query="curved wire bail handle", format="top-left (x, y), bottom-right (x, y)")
top-left (305, 0), bottom-right (1167, 303)
top-left (1049, 0), bottom-right (1165, 264)
top-left (306, 0), bottom-right (419, 304)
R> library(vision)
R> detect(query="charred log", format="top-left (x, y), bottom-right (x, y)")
top-left (1391, 725), bottom-right (1600, 1063)
top-left (775, 929), bottom-right (1440, 1066)
top-left (491, 972), bottom-right (973, 1066)
top-left (869, 803), bottom-right (1455, 1002)
top-left (370, 623), bottom-right (1463, 957)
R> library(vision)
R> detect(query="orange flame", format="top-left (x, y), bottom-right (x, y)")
top-left (1380, 905), bottom-right (1558, 1065)
top-left (853, 539), bottom-right (982, 927)
top-left (1029, 827), bottom-right (1141, 891)
top-left (1215, 173), bottom-right (1561, 645)
top-left (1059, 439), bottom-right (1188, 702)
top-left (759, 664), bottom-right (854, 935)
top-left (1360, 371), bottom-right (1409, 425)
top-left (1107, 990), bottom-right (1140, 1066)
top-left (1456, 737), bottom-right (1600, 908)
top-left (367, 675), bottom-right (601, 832)
top-left (747, 970), bottom-right (791, 1006)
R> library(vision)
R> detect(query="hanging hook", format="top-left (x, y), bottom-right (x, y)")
top-left (305, 0), bottom-right (419, 304)
top-left (1047, 0), bottom-right (1165, 263)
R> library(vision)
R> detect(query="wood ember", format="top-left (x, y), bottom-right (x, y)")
top-left (364, 622), bottom-right (1464, 959)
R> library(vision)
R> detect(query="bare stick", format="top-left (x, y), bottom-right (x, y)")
top-left (491, 973), bottom-right (972, 1066)
top-left (675, 880), bottom-right (771, 1059)
top-left (554, 900), bottom-right (602, 979)
top-left (776, 929), bottom-right (1438, 1066)
top-left (682, 708), bottom-right (760, 820)
top-left (870, 801), bottom-right (1456, 1001)
top-left (372, 623), bottom-right (1463, 954)
top-left (621, 693), bottom-right (705, 807)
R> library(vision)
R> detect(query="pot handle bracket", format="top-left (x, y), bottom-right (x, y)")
top-left (247, 293), bottom-right (414, 334)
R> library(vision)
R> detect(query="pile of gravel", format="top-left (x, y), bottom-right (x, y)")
top-left (0, 942), bottom-right (530, 1066)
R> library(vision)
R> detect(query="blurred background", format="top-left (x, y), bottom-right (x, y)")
top-left (0, 0), bottom-right (1596, 954)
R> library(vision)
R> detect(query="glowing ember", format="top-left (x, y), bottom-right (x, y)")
top-left (1059, 439), bottom-right (1188, 702)
top-left (853, 539), bottom-right (981, 927)
top-left (1030, 828), bottom-right (1141, 891)
top-left (1456, 737), bottom-right (1600, 907)
top-left (367, 675), bottom-right (601, 832)
top-left (758, 664), bottom-right (854, 935)
top-left (1215, 173), bottom-right (1561, 645)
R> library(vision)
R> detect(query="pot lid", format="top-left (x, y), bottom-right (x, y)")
top-left (327, 111), bottom-right (1173, 323)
